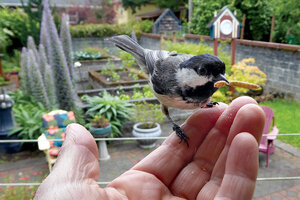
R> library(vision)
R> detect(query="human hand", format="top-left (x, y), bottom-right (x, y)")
top-left (34, 96), bottom-right (265, 200)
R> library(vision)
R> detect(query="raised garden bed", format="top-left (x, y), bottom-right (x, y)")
top-left (89, 67), bottom-right (148, 87)
top-left (78, 84), bottom-right (158, 104)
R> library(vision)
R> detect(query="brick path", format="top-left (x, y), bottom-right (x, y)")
top-left (1, 137), bottom-right (300, 199)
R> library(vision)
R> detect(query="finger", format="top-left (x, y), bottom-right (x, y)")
top-left (197, 103), bottom-right (265, 199)
top-left (170, 96), bottom-right (257, 199)
top-left (215, 133), bottom-right (259, 200)
top-left (132, 103), bottom-right (227, 186)
top-left (35, 123), bottom-right (102, 199)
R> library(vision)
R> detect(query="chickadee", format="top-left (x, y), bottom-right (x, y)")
top-left (108, 35), bottom-right (228, 147)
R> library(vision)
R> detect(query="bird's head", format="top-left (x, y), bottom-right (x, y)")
top-left (177, 54), bottom-right (228, 88)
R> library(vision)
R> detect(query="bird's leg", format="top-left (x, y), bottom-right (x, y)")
top-left (161, 105), bottom-right (189, 147)
top-left (205, 102), bottom-right (219, 108)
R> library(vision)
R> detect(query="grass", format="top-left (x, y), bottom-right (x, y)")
top-left (259, 99), bottom-right (300, 148)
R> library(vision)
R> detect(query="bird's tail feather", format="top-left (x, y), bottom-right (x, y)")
top-left (108, 35), bottom-right (147, 72)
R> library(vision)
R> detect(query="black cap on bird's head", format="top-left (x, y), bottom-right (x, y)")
top-left (179, 54), bottom-right (228, 83)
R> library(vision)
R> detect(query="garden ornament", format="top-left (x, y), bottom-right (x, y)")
top-left (108, 35), bottom-right (259, 147)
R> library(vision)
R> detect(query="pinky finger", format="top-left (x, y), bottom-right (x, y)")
top-left (215, 133), bottom-right (259, 200)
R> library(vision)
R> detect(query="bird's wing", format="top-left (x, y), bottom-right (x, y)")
top-left (144, 50), bottom-right (171, 75)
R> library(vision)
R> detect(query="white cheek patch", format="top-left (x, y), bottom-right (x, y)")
top-left (176, 68), bottom-right (211, 88)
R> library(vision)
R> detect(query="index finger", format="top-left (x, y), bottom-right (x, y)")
top-left (132, 103), bottom-right (227, 186)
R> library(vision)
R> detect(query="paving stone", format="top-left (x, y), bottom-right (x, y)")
top-left (287, 191), bottom-right (297, 197)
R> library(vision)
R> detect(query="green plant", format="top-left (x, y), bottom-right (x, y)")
top-left (40, 0), bottom-right (75, 110)
top-left (260, 99), bottom-right (300, 148)
top-left (82, 91), bottom-right (133, 137)
top-left (9, 90), bottom-right (48, 139)
top-left (69, 20), bottom-right (153, 38)
top-left (0, 77), bottom-right (9, 86)
top-left (1, 49), bottom-right (20, 73)
top-left (119, 51), bottom-right (136, 68)
top-left (131, 103), bottom-right (165, 129)
top-left (60, 13), bottom-right (74, 79)
top-left (73, 50), bottom-right (102, 61)
top-left (73, 47), bottom-right (110, 61)
top-left (143, 85), bottom-right (155, 98)
top-left (91, 115), bottom-right (110, 128)
top-left (100, 63), bottom-right (122, 81)
top-left (228, 58), bottom-right (267, 94)
top-left (0, 8), bottom-right (31, 51)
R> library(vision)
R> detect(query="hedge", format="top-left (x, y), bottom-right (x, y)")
top-left (70, 20), bottom-right (153, 38)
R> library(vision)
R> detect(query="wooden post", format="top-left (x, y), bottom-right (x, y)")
top-left (231, 38), bottom-right (236, 65)
top-left (241, 14), bottom-right (246, 39)
top-left (160, 33), bottom-right (164, 50)
top-left (269, 14), bottom-right (275, 42)
top-left (213, 38), bottom-right (218, 56)
top-left (188, 0), bottom-right (193, 33)
top-left (172, 32), bottom-right (176, 42)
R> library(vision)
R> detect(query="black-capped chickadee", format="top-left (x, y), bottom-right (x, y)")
top-left (108, 35), bottom-right (228, 147)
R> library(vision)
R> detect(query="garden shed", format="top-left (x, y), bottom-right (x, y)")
top-left (152, 9), bottom-right (181, 34)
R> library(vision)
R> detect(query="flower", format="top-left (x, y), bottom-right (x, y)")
top-left (67, 111), bottom-right (75, 121)
top-left (42, 114), bottom-right (54, 122)
top-left (48, 126), bottom-right (59, 135)
top-left (74, 61), bottom-right (82, 68)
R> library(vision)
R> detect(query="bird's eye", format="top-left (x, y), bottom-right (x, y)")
top-left (197, 67), bottom-right (207, 75)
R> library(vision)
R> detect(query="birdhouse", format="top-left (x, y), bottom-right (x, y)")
top-left (207, 6), bottom-right (241, 39)
top-left (152, 9), bottom-right (181, 34)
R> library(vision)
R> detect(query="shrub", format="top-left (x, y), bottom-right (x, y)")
top-left (0, 8), bottom-right (31, 51)
top-left (9, 90), bottom-right (48, 139)
top-left (228, 58), bottom-right (267, 94)
top-left (130, 103), bottom-right (165, 129)
top-left (70, 20), bottom-right (153, 38)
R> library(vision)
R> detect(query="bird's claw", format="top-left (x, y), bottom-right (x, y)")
top-left (206, 102), bottom-right (219, 108)
top-left (173, 124), bottom-right (189, 147)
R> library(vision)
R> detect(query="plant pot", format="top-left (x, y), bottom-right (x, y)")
top-left (0, 94), bottom-right (22, 153)
top-left (132, 122), bottom-right (161, 149)
top-left (89, 124), bottom-right (112, 138)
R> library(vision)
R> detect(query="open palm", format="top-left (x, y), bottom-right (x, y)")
top-left (35, 96), bottom-right (265, 200)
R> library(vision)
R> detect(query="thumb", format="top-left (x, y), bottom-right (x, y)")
top-left (34, 123), bottom-right (101, 199)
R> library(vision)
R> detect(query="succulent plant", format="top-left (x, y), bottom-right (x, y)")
top-left (91, 115), bottom-right (110, 128)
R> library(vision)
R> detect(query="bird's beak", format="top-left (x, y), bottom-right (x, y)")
top-left (214, 74), bottom-right (229, 83)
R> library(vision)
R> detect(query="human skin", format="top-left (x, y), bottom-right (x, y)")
top-left (34, 96), bottom-right (265, 200)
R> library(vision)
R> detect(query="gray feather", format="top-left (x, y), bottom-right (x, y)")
top-left (108, 35), bottom-right (149, 73)
top-left (108, 35), bottom-right (171, 75)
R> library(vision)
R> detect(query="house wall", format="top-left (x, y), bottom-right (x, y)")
top-left (115, 3), bottom-right (157, 24)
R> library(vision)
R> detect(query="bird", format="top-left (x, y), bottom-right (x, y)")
top-left (108, 35), bottom-right (228, 147)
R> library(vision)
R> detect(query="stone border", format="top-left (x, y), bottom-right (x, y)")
top-left (275, 140), bottom-right (300, 158)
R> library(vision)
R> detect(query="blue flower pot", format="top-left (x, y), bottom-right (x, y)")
top-left (89, 124), bottom-right (112, 138)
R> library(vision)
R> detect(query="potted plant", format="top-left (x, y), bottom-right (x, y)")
top-left (89, 115), bottom-right (111, 137)
top-left (131, 103), bottom-right (165, 149)
top-left (82, 91), bottom-right (133, 138)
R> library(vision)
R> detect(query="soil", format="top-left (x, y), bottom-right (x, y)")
top-left (102, 70), bottom-right (142, 82)
top-left (137, 123), bottom-right (157, 129)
